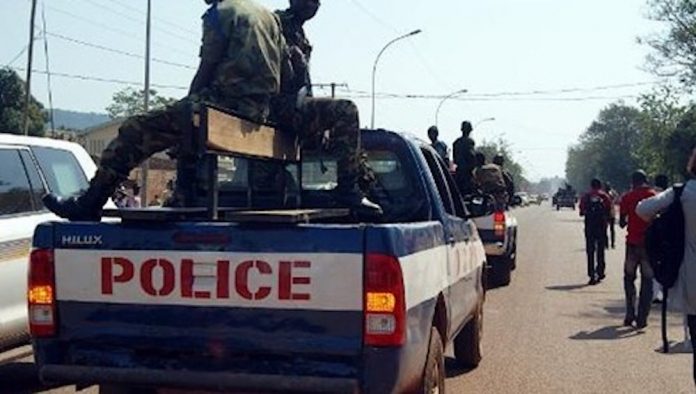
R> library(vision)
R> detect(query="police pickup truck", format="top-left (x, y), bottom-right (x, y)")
top-left (470, 201), bottom-right (518, 288)
top-left (30, 125), bottom-right (490, 393)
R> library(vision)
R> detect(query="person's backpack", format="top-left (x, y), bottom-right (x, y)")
top-left (476, 164), bottom-right (506, 194)
top-left (645, 184), bottom-right (686, 353)
top-left (584, 194), bottom-right (607, 228)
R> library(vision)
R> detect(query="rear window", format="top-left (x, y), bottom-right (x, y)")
top-left (31, 146), bottom-right (88, 197)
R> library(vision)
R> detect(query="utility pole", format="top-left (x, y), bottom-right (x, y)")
top-left (140, 0), bottom-right (152, 206)
top-left (312, 82), bottom-right (348, 98)
top-left (41, 4), bottom-right (56, 137)
top-left (22, 0), bottom-right (38, 136)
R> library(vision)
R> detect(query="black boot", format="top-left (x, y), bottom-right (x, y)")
top-left (43, 168), bottom-right (124, 221)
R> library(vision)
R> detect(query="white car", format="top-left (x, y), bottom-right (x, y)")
top-left (0, 133), bottom-right (105, 349)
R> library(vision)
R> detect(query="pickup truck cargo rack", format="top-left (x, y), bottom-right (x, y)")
top-left (175, 103), bottom-right (302, 220)
top-left (102, 207), bottom-right (350, 224)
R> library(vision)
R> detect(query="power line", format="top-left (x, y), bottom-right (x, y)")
top-left (45, 31), bottom-right (196, 70)
top-left (108, 0), bottom-right (199, 36)
top-left (45, 4), bottom-right (195, 58)
top-left (76, 0), bottom-right (198, 45)
top-left (11, 66), bottom-right (188, 90)
top-left (338, 81), bottom-right (663, 100)
top-left (41, 2), bottom-right (56, 136)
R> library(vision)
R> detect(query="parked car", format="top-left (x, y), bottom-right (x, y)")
top-left (0, 133), bottom-right (106, 350)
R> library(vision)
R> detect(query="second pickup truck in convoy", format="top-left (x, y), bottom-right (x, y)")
top-left (30, 128), bottom-right (492, 393)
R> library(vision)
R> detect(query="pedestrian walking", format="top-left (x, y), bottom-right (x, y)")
top-left (579, 178), bottom-right (612, 285)
top-left (637, 145), bottom-right (696, 384)
top-left (620, 170), bottom-right (657, 328)
top-left (604, 183), bottom-right (618, 249)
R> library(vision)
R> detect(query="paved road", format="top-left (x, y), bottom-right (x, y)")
top-left (1, 204), bottom-right (693, 393)
top-left (448, 204), bottom-right (693, 393)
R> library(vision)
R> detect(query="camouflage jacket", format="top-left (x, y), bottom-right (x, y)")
top-left (275, 8), bottom-right (313, 96)
top-left (199, 0), bottom-right (286, 122)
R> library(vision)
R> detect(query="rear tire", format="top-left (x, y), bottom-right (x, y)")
top-left (454, 302), bottom-right (483, 368)
top-left (420, 327), bottom-right (445, 394)
top-left (488, 256), bottom-right (512, 288)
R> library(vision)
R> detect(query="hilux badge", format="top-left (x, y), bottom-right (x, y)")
top-left (61, 235), bottom-right (103, 246)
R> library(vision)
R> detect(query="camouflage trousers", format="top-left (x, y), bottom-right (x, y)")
top-left (254, 97), bottom-right (373, 194)
top-left (100, 99), bottom-right (192, 179)
top-left (84, 98), bottom-right (195, 197)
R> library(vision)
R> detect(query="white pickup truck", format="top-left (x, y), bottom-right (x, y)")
top-left (471, 202), bottom-right (518, 287)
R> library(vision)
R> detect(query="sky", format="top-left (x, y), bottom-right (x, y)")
top-left (1, 0), bottom-right (667, 180)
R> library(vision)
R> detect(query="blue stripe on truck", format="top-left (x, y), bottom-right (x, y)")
top-left (38, 302), bottom-right (362, 378)
top-left (41, 222), bottom-right (366, 254)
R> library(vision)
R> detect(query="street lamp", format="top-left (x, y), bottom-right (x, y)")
top-left (475, 117), bottom-right (496, 128)
top-left (434, 89), bottom-right (468, 127)
top-left (371, 29), bottom-right (422, 129)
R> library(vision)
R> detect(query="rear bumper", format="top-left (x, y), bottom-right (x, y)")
top-left (40, 365), bottom-right (359, 393)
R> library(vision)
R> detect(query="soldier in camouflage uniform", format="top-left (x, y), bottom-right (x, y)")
top-left (260, 0), bottom-right (381, 212)
top-left (44, 0), bottom-right (286, 220)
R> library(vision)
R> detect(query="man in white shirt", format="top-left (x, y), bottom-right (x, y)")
top-left (637, 144), bottom-right (696, 385)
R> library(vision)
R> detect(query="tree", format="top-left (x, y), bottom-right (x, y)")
top-left (0, 68), bottom-right (46, 136)
top-left (105, 87), bottom-right (177, 119)
top-left (642, 0), bottom-right (696, 87)
top-left (636, 84), bottom-right (687, 177)
top-left (566, 103), bottom-right (644, 191)
top-left (667, 105), bottom-right (696, 177)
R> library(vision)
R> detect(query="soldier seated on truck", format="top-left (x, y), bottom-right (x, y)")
top-left (43, 0), bottom-right (380, 221)
top-left (473, 152), bottom-right (508, 209)
top-left (253, 0), bottom-right (381, 214)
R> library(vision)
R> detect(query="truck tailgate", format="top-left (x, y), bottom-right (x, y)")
top-left (35, 222), bottom-right (366, 381)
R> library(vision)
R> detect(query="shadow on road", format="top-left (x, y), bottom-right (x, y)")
top-left (546, 283), bottom-right (589, 291)
top-left (654, 341), bottom-right (692, 355)
top-left (570, 325), bottom-right (644, 341)
top-left (445, 357), bottom-right (474, 378)
top-left (0, 361), bottom-right (63, 393)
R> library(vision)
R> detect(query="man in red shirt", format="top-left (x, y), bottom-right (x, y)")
top-left (619, 170), bottom-right (657, 328)
top-left (580, 179), bottom-right (613, 285)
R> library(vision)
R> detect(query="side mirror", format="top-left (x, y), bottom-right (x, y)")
top-left (464, 194), bottom-right (496, 218)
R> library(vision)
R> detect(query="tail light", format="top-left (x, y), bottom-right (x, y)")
top-left (364, 253), bottom-right (406, 347)
top-left (494, 211), bottom-right (506, 238)
top-left (28, 249), bottom-right (56, 337)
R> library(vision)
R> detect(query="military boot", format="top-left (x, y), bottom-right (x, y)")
top-left (43, 168), bottom-right (124, 221)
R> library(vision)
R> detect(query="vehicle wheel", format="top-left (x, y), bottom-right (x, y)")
top-left (488, 256), bottom-right (512, 288)
top-left (556, 204), bottom-right (560, 211)
top-left (420, 327), bottom-right (445, 394)
top-left (510, 245), bottom-right (518, 271)
top-left (454, 301), bottom-right (483, 368)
